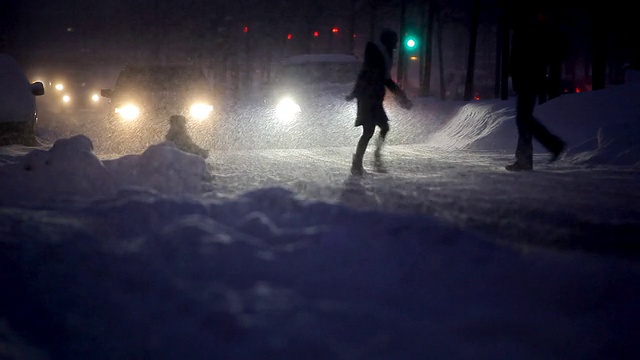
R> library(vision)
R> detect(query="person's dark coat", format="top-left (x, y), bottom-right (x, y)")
top-left (347, 39), bottom-right (411, 127)
top-left (508, 1), bottom-right (567, 96)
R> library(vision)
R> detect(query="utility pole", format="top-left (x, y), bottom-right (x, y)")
top-left (497, 1), bottom-right (510, 100)
top-left (397, 0), bottom-right (408, 86)
top-left (463, 0), bottom-right (480, 101)
top-left (419, 0), bottom-right (434, 96)
top-left (349, 0), bottom-right (356, 53)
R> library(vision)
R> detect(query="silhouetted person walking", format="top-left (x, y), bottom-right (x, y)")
top-left (506, 1), bottom-right (565, 171)
top-left (346, 28), bottom-right (412, 176)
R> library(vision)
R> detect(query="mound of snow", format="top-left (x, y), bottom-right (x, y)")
top-left (0, 135), bottom-right (211, 205)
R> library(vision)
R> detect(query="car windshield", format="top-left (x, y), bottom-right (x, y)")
top-left (115, 66), bottom-right (209, 92)
top-left (278, 61), bottom-right (360, 85)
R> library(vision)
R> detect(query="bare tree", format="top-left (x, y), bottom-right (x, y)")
top-left (396, 0), bottom-right (408, 86)
top-left (419, 0), bottom-right (436, 96)
top-left (589, 3), bottom-right (606, 90)
top-left (462, 0), bottom-right (479, 101)
top-left (436, 5), bottom-right (446, 100)
top-left (496, 0), bottom-right (509, 100)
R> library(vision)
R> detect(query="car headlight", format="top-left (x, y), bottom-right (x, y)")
top-left (189, 102), bottom-right (214, 121)
top-left (275, 97), bottom-right (301, 122)
top-left (91, 93), bottom-right (100, 103)
top-left (62, 94), bottom-right (71, 104)
top-left (115, 103), bottom-right (141, 121)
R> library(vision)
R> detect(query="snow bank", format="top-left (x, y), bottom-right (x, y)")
top-left (0, 135), bottom-right (210, 205)
top-left (426, 82), bottom-right (640, 167)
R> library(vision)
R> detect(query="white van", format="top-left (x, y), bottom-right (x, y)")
top-left (0, 53), bottom-right (45, 145)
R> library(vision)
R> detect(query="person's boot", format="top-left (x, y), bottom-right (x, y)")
top-left (549, 139), bottom-right (566, 163)
top-left (505, 161), bottom-right (533, 171)
top-left (373, 149), bottom-right (387, 173)
top-left (351, 153), bottom-right (365, 176)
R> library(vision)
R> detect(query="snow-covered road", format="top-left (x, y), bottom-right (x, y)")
top-left (206, 144), bottom-right (640, 257)
top-left (2, 93), bottom-right (639, 359)
top-left (29, 91), bottom-right (640, 260)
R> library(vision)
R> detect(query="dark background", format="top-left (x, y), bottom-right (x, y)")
top-left (2, 0), bottom-right (638, 100)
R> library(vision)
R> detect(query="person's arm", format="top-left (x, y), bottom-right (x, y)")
top-left (384, 79), bottom-right (413, 109)
top-left (346, 70), bottom-right (365, 101)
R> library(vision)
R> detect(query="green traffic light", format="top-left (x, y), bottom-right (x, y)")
top-left (405, 37), bottom-right (417, 49)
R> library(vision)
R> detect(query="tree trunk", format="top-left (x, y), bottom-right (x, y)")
top-left (349, 0), bottom-right (356, 53)
top-left (419, 0), bottom-right (434, 97)
top-left (499, 4), bottom-right (510, 100)
top-left (463, 0), bottom-right (480, 101)
top-left (437, 10), bottom-right (446, 100)
top-left (397, 0), bottom-right (408, 86)
top-left (591, 7), bottom-right (607, 90)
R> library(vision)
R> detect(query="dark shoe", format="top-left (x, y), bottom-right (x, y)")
top-left (373, 150), bottom-right (387, 173)
top-left (373, 162), bottom-right (387, 173)
top-left (351, 166), bottom-right (366, 176)
top-left (351, 154), bottom-right (366, 176)
top-left (549, 140), bottom-right (566, 163)
top-left (505, 162), bottom-right (532, 171)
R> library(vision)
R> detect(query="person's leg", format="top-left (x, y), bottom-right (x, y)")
top-left (375, 121), bottom-right (390, 154)
top-left (507, 91), bottom-right (535, 171)
top-left (530, 118), bottom-right (566, 162)
top-left (374, 121), bottom-right (390, 172)
top-left (352, 124), bottom-right (375, 175)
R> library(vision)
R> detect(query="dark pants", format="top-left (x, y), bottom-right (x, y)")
top-left (514, 89), bottom-right (564, 166)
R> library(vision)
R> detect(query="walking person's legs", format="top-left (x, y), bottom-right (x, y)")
top-left (507, 87), bottom-right (566, 171)
top-left (507, 91), bottom-right (536, 171)
top-left (352, 124), bottom-right (375, 175)
top-left (530, 118), bottom-right (566, 162)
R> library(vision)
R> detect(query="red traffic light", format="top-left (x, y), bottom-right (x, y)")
top-left (313, 31), bottom-right (319, 37)
top-left (243, 26), bottom-right (249, 33)
top-left (287, 33), bottom-right (292, 40)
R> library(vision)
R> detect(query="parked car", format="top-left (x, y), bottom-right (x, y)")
top-left (0, 53), bottom-right (45, 146)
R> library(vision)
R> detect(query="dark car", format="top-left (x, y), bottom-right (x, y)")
top-left (0, 53), bottom-right (45, 146)
top-left (30, 68), bottom-right (106, 114)
top-left (100, 64), bottom-right (218, 152)
top-left (268, 54), bottom-right (361, 123)
top-left (228, 53), bottom-right (362, 149)
top-left (101, 64), bottom-right (217, 124)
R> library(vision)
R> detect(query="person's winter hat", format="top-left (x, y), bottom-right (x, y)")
top-left (380, 28), bottom-right (398, 50)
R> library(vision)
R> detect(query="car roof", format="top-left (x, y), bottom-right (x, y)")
top-left (113, 64), bottom-right (209, 91)
top-left (122, 63), bottom-right (201, 69)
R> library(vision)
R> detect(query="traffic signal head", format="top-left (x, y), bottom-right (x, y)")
top-left (405, 36), bottom-right (418, 49)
